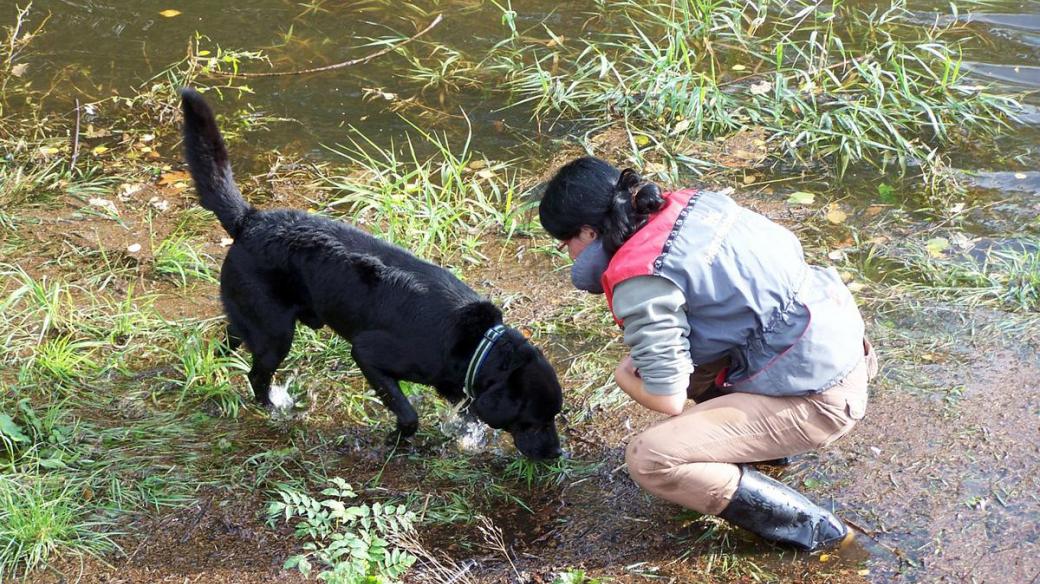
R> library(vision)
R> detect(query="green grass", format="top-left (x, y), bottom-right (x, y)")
top-left (162, 323), bottom-right (250, 417)
top-left (0, 473), bottom-right (117, 580)
top-left (152, 235), bottom-right (217, 286)
top-left (492, 0), bottom-right (1018, 179)
top-left (320, 122), bottom-right (531, 262)
top-left (851, 237), bottom-right (1040, 313)
top-left (23, 335), bottom-right (102, 387)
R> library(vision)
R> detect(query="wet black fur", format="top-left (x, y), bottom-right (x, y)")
top-left (179, 88), bottom-right (562, 459)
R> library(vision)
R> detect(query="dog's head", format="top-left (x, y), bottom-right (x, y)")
top-left (470, 329), bottom-right (563, 460)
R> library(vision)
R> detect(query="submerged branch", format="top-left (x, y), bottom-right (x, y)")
top-left (225, 14), bottom-right (443, 78)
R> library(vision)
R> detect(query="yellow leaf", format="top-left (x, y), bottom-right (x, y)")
top-left (825, 203), bottom-right (847, 224)
top-left (91, 145), bottom-right (109, 155)
top-left (159, 9), bottom-right (182, 17)
top-left (787, 191), bottom-right (815, 205)
top-left (158, 170), bottom-right (191, 187)
top-left (926, 237), bottom-right (950, 257)
top-left (39, 146), bottom-right (60, 156)
top-left (197, 50), bottom-right (211, 56)
top-left (634, 134), bottom-right (651, 147)
top-left (819, 553), bottom-right (831, 563)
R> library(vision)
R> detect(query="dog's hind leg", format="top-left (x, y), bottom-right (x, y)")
top-left (350, 332), bottom-right (419, 441)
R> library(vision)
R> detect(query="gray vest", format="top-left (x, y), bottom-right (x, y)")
top-left (616, 190), bottom-right (866, 396)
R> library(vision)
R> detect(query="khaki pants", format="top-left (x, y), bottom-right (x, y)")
top-left (625, 341), bottom-right (877, 515)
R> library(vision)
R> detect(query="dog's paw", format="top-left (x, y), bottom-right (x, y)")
top-left (384, 429), bottom-right (413, 447)
top-left (396, 418), bottom-right (419, 438)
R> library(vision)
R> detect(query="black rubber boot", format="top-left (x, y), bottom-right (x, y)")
top-left (756, 455), bottom-right (798, 467)
top-left (717, 465), bottom-right (847, 551)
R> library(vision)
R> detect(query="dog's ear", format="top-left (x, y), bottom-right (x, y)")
top-left (472, 345), bottom-right (534, 428)
top-left (472, 373), bottom-right (521, 429)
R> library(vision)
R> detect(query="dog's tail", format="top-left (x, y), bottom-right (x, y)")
top-left (180, 88), bottom-right (251, 237)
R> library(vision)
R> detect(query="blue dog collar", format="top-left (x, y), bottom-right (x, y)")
top-left (463, 324), bottom-right (508, 400)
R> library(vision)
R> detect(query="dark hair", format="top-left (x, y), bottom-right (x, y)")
top-left (538, 156), bottom-right (665, 255)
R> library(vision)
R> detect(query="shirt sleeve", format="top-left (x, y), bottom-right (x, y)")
top-left (612, 276), bottom-right (693, 396)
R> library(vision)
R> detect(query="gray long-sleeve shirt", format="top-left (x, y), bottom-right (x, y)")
top-left (612, 275), bottom-right (693, 395)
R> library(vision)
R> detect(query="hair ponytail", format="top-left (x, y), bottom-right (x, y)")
top-left (600, 168), bottom-right (665, 254)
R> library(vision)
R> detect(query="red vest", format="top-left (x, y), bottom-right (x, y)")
top-left (601, 189), bottom-right (699, 326)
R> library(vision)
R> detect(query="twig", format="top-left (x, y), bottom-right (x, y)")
top-left (225, 15), bottom-right (443, 78)
top-left (477, 515), bottom-right (520, 582)
top-left (69, 98), bottom-right (81, 173)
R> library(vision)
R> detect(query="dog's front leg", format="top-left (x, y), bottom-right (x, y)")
top-left (351, 347), bottom-right (419, 442)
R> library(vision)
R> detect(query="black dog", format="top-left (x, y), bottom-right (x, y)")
top-left (179, 88), bottom-right (562, 459)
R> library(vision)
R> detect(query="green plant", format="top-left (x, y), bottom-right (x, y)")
top-left (267, 478), bottom-right (418, 583)
top-left (152, 235), bottom-right (216, 286)
top-left (554, 570), bottom-right (604, 584)
top-left (504, 456), bottom-right (600, 489)
top-left (24, 336), bottom-right (101, 386)
top-left (0, 473), bottom-right (116, 580)
top-left (165, 325), bottom-right (249, 416)
top-left (321, 122), bottom-right (529, 262)
top-left (494, 0), bottom-right (1017, 178)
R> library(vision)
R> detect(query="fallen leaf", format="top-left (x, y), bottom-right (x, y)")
top-left (848, 281), bottom-right (866, 293)
top-left (634, 134), bottom-right (651, 147)
top-left (159, 9), bottom-right (181, 17)
top-left (827, 249), bottom-right (845, 261)
top-left (743, 174), bottom-right (757, 185)
top-left (118, 183), bottom-right (146, 201)
top-left (857, 569), bottom-right (871, 577)
top-left (88, 197), bottom-right (118, 216)
top-left (476, 169), bottom-right (495, 180)
top-left (819, 553), bottom-right (831, 563)
top-left (10, 63), bottom-right (28, 77)
top-left (149, 197), bottom-right (170, 212)
top-left (825, 203), bottom-right (847, 224)
top-left (731, 64), bottom-right (747, 71)
top-left (787, 191), bottom-right (815, 205)
top-left (926, 237), bottom-right (950, 257)
top-left (672, 119), bottom-right (692, 134)
top-left (91, 145), bottom-right (109, 155)
top-left (39, 146), bottom-right (60, 156)
top-left (158, 170), bottom-right (191, 187)
top-left (84, 125), bottom-right (111, 139)
top-left (749, 80), bottom-right (772, 96)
